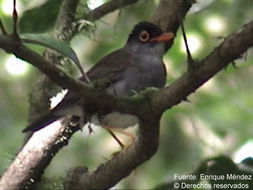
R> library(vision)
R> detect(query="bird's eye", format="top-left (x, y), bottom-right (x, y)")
top-left (139, 30), bottom-right (150, 42)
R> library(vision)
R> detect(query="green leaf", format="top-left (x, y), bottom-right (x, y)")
top-left (20, 33), bottom-right (89, 82)
top-left (19, 0), bottom-right (64, 33)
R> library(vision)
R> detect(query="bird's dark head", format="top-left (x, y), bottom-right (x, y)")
top-left (127, 21), bottom-right (174, 44)
top-left (126, 21), bottom-right (174, 55)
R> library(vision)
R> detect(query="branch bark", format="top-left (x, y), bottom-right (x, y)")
top-left (87, 0), bottom-right (139, 21)
top-left (64, 119), bottom-right (160, 190)
top-left (151, 20), bottom-right (253, 115)
top-left (0, 0), bottom-right (81, 189)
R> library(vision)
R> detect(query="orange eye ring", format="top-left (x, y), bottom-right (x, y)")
top-left (139, 30), bottom-right (150, 42)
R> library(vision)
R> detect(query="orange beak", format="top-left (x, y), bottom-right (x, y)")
top-left (150, 32), bottom-right (174, 43)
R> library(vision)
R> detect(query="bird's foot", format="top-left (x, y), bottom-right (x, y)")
top-left (118, 129), bottom-right (136, 153)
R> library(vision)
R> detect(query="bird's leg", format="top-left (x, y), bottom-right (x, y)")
top-left (79, 115), bottom-right (85, 131)
top-left (103, 126), bottom-right (136, 151)
top-left (84, 114), bottom-right (94, 134)
top-left (106, 129), bottom-right (125, 148)
top-left (87, 123), bottom-right (94, 134)
top-left (79, 105), bottom-right (94, 134)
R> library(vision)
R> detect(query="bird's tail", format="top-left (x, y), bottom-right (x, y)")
top-left (22, 113), bottom-right (61, 133)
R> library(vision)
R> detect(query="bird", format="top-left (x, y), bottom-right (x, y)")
top-left (22, 21), bottom-right (174, 139)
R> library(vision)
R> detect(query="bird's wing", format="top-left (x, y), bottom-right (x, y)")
top-left (52, 48), bottom-right (133, 111)
top-left (23, 49), bottom-right (132, 132)
top-left (87, 49), bottom-right (132, 82)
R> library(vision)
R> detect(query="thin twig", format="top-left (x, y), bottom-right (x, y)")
top-left (181, 21), bottom-right (195, 69)
top-left (12, 0), bottom-right (18, 37)
top-left (88, 0), bottom-right (138, 21)
top-left (0, 19), bottom-right (7, 35)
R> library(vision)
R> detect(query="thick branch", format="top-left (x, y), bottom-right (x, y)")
top-left (26, 0), bottom-right (81, 141)
top-left (0, 119), bottom-right (79, 190)
top-left (0, 0), bottom-right (81, 189)
top-left (65, 1), bottom-right (194, 189)
top-left (1, 34), bottom-right (137, 112)
top-left (151, 0), bottom-right (194, 51)
top-left (0, 0), bottom-right (143, 189)
top-left (151, 20), bottom-right (253, 114)
top-left (64, 14), bottom-right (253, 190)
top-left (0, 12), bottom-right (252, 190)
top-left (88, 0), bottom-right (139, 21)
top-left (64, 120), bottom-right (160, 190)
top-left (55, 0), bottom-right (79, 42)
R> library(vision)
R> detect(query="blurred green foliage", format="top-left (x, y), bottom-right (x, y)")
top-left (0, 0), bottom-right (253, 189)
top-left (19, 0), bottom-right (64, 33)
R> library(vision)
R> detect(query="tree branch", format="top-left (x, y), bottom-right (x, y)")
top-left (87, 0), bottom-right (139, 21)
top-left (0, 119), bottom-right (80, 190)
top-left (151, 0), bottom-right (195, 51)
top-left (64, 1), bottom-right (195, 189)
top-left (26, 0), bottom-right (81, 145)
top-left (0, 0), bottom-right (143, 189)
top-left (64, 119), bottom-right (160, 190)
top-left (151, 20), bottom-right (253, 115)
top-left (64, 9), bottom-right (253, 190)
top-left (0, 0), bottom-right (81, 189)
top-left (55, 0), bottom-right (80, 42)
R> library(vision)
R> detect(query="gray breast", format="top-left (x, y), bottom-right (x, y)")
top-left (108, 53), bottom-right (166, 96)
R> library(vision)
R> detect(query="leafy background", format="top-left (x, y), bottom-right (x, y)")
top-left (0, 0), bottom-right (253, 189)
